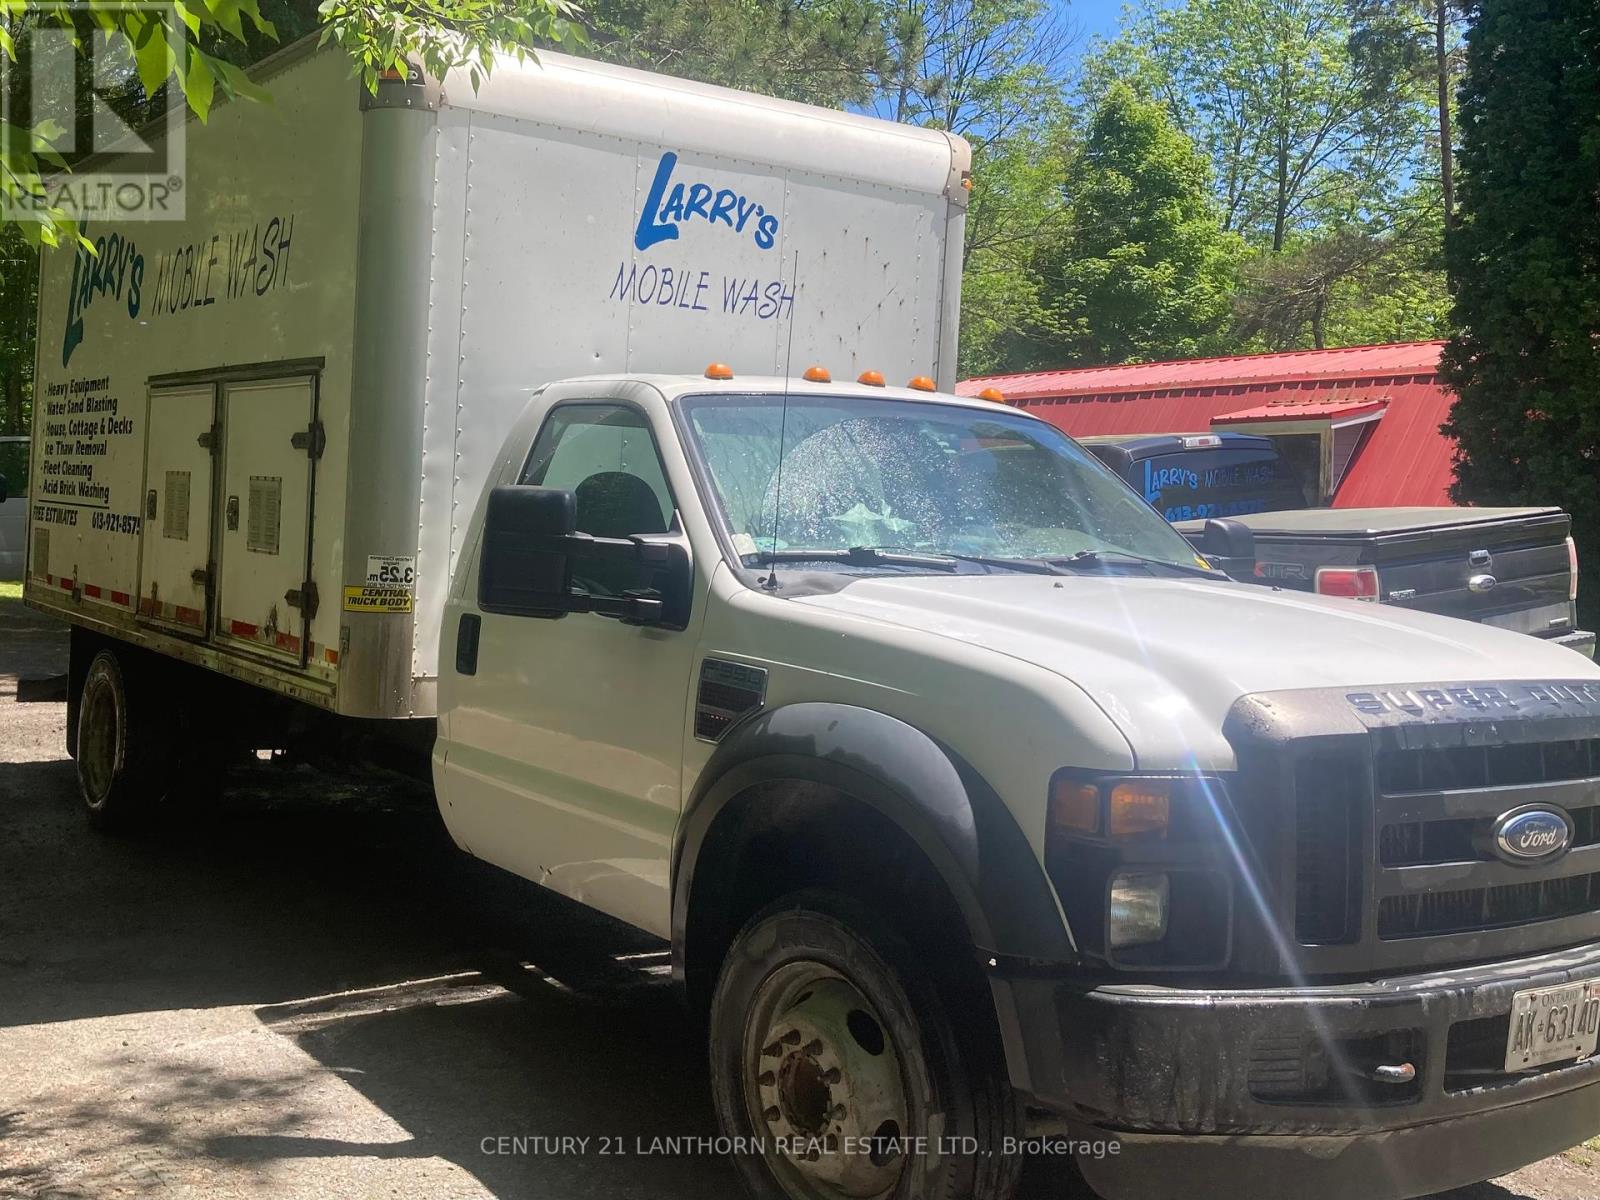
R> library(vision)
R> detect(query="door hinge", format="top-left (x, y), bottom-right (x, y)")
top-left (290, 421), bottom-right (326, 460)
top-left (285, 581), bottom-right (320, 619)
top-left (197, 422), bottom-right (221, 452)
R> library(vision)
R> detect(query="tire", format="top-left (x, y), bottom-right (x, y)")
top-left (710, 890), bottom-right (1023, 1200)
top-left (75, 648), bottom-right (171, 830)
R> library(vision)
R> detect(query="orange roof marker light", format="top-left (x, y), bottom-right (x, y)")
top-left (907, 375), bottom-right (937, 392)
top-left (802, 365), bottom-right (832, 383)
top-left (705, 362), bottom-right (734, 380)
top-left (977, 387), bottom-right (1007, 403)
top-left (857, 370), bottom-right (886, 387)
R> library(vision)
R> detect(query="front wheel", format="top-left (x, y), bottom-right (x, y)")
top-left (710, 891), bottom-right (1022, 1200)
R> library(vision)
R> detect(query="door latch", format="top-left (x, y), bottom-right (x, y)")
top-left (146, 489), bottom-right (158, 520)
top-left (285, 581), bottom-right (320, 619)
top-left (290, 421), bottom-right (326, 460)
top-left (190, 565), bottom-right (211, 588)
top-left (226, 494), bottom-right (240, 531)
top-left (197, 423), bottom-right (221, 452)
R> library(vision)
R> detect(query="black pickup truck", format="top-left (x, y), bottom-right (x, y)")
top-left (1082, 432), bottom-right (1593, 656)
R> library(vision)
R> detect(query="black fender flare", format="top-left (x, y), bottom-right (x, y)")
top-left (671, 702), bottom-right (1077, 972)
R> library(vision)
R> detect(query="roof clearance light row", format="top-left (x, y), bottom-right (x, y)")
top-left (701, 363), bottom-right (1007, 404)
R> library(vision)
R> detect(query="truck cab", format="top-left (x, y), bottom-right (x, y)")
top-left (436, 370), bottom-right (1600, 1200)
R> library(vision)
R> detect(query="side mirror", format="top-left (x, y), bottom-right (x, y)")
top-left (1200, 518), bottom-right (1255, 577)
top-left (478, 485), bottom-right (693, 628)
top-left (479, 486), bottom-right (577, 617)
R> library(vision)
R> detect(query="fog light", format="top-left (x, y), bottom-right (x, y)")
top-left (1109, 872), bottom-right (1169, 949)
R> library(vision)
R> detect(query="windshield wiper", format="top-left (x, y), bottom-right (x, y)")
top-left (751, 546), bottom-right (1068, 575)
top-left (1052, 549), bottom-right (1220, 579)
top-left (752, 546), bottom-right (960, 571)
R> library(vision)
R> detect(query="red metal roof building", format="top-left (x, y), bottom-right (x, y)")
top-left (958, 341), bottom-right (1456, 508)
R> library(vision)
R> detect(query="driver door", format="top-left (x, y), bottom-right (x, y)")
top-left (441, 402), bottom-right (692, 936)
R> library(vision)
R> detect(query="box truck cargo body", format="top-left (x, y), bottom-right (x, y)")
top-left (25, 39), bottom-right (969, 719)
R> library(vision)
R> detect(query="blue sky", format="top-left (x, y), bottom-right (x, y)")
top-left (1056, 0), bottom-right (1132, 47)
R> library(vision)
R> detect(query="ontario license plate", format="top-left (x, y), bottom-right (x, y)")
top-left (1504, 981), bottom-right (1600, 1071)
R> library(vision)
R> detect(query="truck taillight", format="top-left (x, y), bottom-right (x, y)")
top-left (1315, 565), bottom-right (1380, 602)
top-left (1568, 536), bottom-right (1579, 602)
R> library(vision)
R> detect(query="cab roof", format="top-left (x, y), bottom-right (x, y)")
top-left (555, 373), bottom-right (1039, 418)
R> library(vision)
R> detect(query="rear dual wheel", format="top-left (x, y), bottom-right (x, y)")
top-left (710, 892), bottom-right (1022, 1200)
top-left (76, 649), bottom-right (173, 830)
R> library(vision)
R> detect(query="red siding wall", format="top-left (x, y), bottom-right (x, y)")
top-left (959, 343), bottom-right (1457, 508)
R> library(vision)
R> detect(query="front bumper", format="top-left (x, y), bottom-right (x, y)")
top-left (992, 940), bottom-right (1600, 1200)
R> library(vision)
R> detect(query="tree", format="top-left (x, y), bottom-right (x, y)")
top-left (1097, 0), bottom-right (1431, 252)
top-left (1233, 194), bottom-right (1448, 348)
top-left (1440, 0), bottom-right (1600, 625)
top-left (0, 222), bottom-right (32, 439)
top-left (1347, 0), bottom-right (1469, 224)
top-left (585, 0), bottom-right (884, 108)
top-left (1029, 83), bottom-right (1239, 366)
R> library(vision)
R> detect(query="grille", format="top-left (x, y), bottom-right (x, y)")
top-left (1378, 872), bottom-right (1600, 938)
top-left (1381, 805), bottom-right (1600, 867)
top-left (1376, 739), bottom-right (1600, 793)
top-left (1294, 756), bottom-right (1361, 944)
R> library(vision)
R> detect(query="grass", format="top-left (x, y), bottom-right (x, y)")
top-left (0, 580), bottom-right (22, 601)
top-left (1565, 1135), bottom-right (1600, 1169)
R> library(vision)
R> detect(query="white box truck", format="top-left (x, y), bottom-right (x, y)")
top-left (25, 36), bottom-right (968, 723)
top-left (26, 35), bottom-right (1600, 1200)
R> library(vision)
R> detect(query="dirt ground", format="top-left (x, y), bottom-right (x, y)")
top-left (1, 596), bottom-right (1596, 1200)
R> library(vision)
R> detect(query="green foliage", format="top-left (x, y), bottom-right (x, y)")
top-left (0, 222), bottom-right (33, 440)
top-left (1037, 83), bottom-right (1239, 365)
top-left (586, 0), bottom-right (884, 107)
top-left (318, 0), bottom-right (584, 96)
top-left (1440, 0), bottom-right (1600, 622)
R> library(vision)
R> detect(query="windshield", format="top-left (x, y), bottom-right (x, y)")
top-left (681, 394), bottom-right (1209, 570)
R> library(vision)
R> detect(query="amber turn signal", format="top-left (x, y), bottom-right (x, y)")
top-left (1108, 781), bottom-right (1171, 839)
top-left (1050, 777), bottom-right (1101, 835)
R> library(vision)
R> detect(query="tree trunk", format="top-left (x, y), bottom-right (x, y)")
top-left (1436, 0), bottom-right (1455, 224)
top-left (1311, 292), bottom-right (1327, 349)
top-left (1273, 133), bottom-right (1290, 252)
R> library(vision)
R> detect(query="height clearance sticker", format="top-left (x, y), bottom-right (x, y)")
top-left (343, 585), bottom-right (413, 613)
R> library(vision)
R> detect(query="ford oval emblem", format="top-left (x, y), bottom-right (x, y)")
top-left (1492, 807), bottom-right (1574, 864)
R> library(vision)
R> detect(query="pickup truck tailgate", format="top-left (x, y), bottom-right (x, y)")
top-left (1191, 507), bottom-right (1582, 643)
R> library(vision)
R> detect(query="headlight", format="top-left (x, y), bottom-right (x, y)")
top-left (1046, 772), bottom-right (1233, 970)
top-left (1109, 871), bottom-right (1170, 949)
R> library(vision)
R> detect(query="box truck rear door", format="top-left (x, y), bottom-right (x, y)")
top-left (214, 375), bottom-right (318, 665)
top-left (137, 384), bottom-right (216, 635)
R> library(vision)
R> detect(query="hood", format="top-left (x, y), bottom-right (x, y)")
top-left (792, 574), bottom-right (1600, 769)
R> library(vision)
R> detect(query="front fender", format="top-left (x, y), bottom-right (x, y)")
top-left (672, 702), bottom-right (1076, 967)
